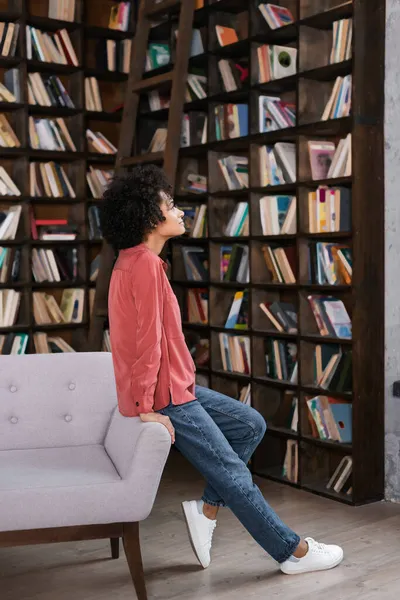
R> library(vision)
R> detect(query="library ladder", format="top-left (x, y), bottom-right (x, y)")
top-left (87, 0), bottom-right (197, 351)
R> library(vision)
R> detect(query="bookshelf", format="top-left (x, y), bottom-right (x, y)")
top-left (0, 0), bottom-right (134, 352)
top-left (102, 0), bottom-right (383, 506)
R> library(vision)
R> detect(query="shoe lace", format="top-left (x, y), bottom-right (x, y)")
top-left (307, 538), bottom-right (326, 553)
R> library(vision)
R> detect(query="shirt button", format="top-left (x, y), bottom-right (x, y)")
top-left (10, 385), bottom-right (17, 393)
top-left (64, 415), bottom-right (72, 422)
top-left (136, 402), bottom-right (140, 407)
top-left (68, 383), bottom-right (76, 391)
top-left (10, 417), bottom-right (18, 424)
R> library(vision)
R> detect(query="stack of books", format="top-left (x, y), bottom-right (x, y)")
top-left (326, 455), bottom-right (352, 494)
top-left (33, 289), bottom-right (84, 324)
top-left (86, 129), bottom-right (117, 154)
top-left (145, 43), bottom-right (170, 71)
top-left (34, 332), bottom-right (76, 353)
top-left (181, 205), bottom-right (207, 238)
top-left (308, 243), bottom-right (352, 285)
top-left (30, 162), bottom-right (76, 198)
top-left (307, 395), bottom-right (352, 443)
top-left (187, 73), bottom-right (207, 100)
top-left (31, 217), bottom-right (79, 241)
top-left (29, 117), bottom-right (77, 152)
top-left (224, 202), bottom-right (249, 237)
top-left (265, 338), bottom-right (298, 382)
top-left (96, 39), bottom-right (132, 73)
top-left (257, 45), bottom-right (297, 83)
top-left (321, 75), bottom-right (352, 120)
top-left (180, 113), bottom-right (207, 147)
top-left (225, 290), bottom-right (249, 330)
top-left (187, 288), bottom-right (208, 324)
top-left (0, 72), bottom-right (20, 102)
top-left (0, 247), bottom-right (21, 283)
top-left (330, 19), bottom-right (352, 64)
top-left (28, 73), bottom-right (75, 108)
top-left (32, 247), bottom-right (78, 283)
top-left (27, 27), bottom-right (79, 66)
top-left (262, 244), bottom-right (296, 284)
top-left (48, 0), bottom-right (76, 21)
top-left (214, 104), bottom-right (248, 140)
top-left (181, 246), bottom-right (208, 281)
top-left (218, 59), bottom-right (249, 92)
top-left (0, 22), bottom-right (20, 57)
top-left (0, 332), bottom-right (28, 355)
top-left (0, 114), bottom-right (20, 148)
top-left (0, 289), bottom-right (21, 327)
top-left (307, 187), bottom-right (351, 233)
top-left (220, 244), bottom-right (249, 283)
top-left (0, 167), bottom-right (20, 196)
top-left (88, 206), bottom-right (102, 239)
top-left (314, 345), bottom-right (352, 393)
top-left (0, 205), bottom-right (22, 240)
top-left (307, 295), bottom-right (352, 339)
top-left (108, 2), bottom-right (131, 31)
top-left (219, 333), bottom-right (251, 374)
top-left (258, 96), bottom-right (296, 132)
top-left (85, 78), bottom-right (103, 111)
top-left (217, 156), bottom-right (248, 190)
top-left (259, 143), bottom-right (296, 186)
top-left (86, 167), bottom-right (113, 198)
top-left (259, 301), bottom-right (297, 333)
top-left (259, 195), bottom-right (296, 235)
top-left (258, 4), bottom-right (295, 29)
top-left (308, 135), bottom-right (352, 180)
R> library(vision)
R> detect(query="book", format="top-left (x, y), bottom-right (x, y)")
top-left (215, 25), bottom-right (239, 47)
top-left (307, 295), bottom-right (352, 339)
top-left (257, 45), bottom-right (297, 83)
top-left (259, 301), bottom-right (297, 334)
top-left (330, 19), bottom-right (352, 64)
top-left (259, 143), bottom-right (296, 186)
top-left (217, 155), bottom-right (248, 190)
top-left (225, 290), bottom-right (249, 329)
top-left (219, 333), bottom-right (251, 374)
top-left (214, 104), bottom-right (248, 140)
top-left (308, 141), bottom-right (336, 180)
top-left (258, 4), bottom-right (295, 29)
top-left (258, 96), bottom-right (296, 132)
top-left (321, 75), bottom-right (352, 120)
top-left (259, 195), bottom-right (296, 235)
top-left (307, 187), bottom-right (351, 233)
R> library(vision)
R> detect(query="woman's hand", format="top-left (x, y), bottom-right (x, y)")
top-left (140, 412), bottom-right (175, 444)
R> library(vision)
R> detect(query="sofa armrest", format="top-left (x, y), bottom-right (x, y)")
top-left (104, 407), bottom-right (171, 480)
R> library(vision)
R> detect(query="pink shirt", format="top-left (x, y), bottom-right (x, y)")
top-left (108, 243), bottom-right (196, 416)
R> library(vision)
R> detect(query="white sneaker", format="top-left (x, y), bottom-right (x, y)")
top-left (182, 500), bottom-right (217, 569)
top-left (280, 537), bottom-right (343, 575)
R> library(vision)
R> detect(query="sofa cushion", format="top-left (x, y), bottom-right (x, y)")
top-left (0, 353), bottom-right (118, 451)
top-left (0, 445), bottom-right (121, 491)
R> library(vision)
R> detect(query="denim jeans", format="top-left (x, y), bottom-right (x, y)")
top-left (157, 385), bottom-right (300, 563)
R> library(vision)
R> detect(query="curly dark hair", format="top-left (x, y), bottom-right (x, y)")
top-left (100, 165), bottom-right (172, 250)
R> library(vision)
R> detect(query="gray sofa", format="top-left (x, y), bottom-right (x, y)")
top-left (0, 352), bottom-right (171, 600)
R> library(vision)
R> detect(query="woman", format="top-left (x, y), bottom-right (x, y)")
top-left (101, 165), bottom-right (343, 576)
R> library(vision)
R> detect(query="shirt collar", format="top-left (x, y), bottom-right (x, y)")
top-left (120, 243), bottom-right (168, 271)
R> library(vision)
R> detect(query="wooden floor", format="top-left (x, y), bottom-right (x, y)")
top-left (2, 451), bottom-right (400, 600)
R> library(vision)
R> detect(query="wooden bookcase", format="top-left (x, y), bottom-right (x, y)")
top-left (0, 0), bottom-right (133, 351)
top-left (119, 0), bottom-right (384, 505)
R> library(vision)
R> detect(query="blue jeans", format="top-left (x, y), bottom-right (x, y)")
top-left (157, 385), bottom-right (300, 563)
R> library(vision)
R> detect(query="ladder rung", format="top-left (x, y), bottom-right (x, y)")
top-left (120, 152), bottom-right (164, 167)
top-left (96, 308), bottom-right (108, 318)
top-left (130, 71), bottom-right (173, 93)
top-left (145, 0), bottom-right (181, 18)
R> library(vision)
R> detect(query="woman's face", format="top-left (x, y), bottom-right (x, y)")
top-left (157, 190), bottom-right (186, 238)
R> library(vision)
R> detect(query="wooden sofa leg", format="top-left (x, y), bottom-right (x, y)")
top-left (123, 523), bottom-right (147, 600)
top-left (110, 537), bottom-right (120, 559)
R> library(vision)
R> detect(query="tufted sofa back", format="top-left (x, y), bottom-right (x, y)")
top-left (0, 352), bottom-right (118, 451)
